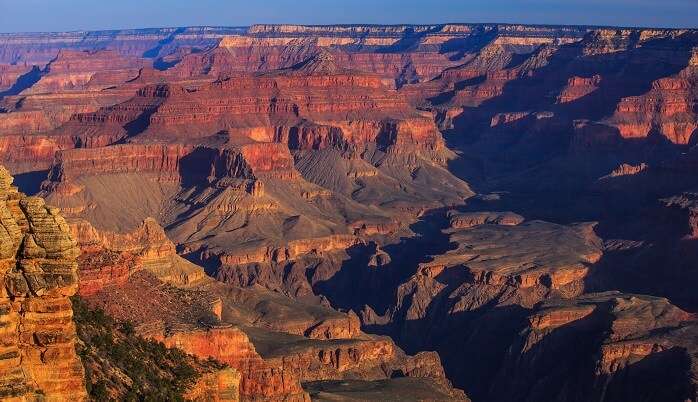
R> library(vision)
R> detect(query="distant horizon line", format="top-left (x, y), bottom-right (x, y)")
top-left (1, 21), bottom-right (696, 35)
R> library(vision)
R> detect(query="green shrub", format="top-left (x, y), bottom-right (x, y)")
top-left (71, 296), bottom-right (212, 401)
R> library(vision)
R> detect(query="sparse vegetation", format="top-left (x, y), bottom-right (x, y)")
top-left (71, 296), bottom-right (226, 401)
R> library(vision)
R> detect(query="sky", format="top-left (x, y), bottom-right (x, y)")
top-left (0, 0), bottom-right (696, 33)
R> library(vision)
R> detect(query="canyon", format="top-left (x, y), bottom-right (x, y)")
top-left (0, 22), bottom-right (697, 401)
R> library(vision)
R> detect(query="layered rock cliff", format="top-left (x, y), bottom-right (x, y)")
top-left (0, 164), bottom-right (87, 400)
top-left (22, 50), bottom-right (146, 95)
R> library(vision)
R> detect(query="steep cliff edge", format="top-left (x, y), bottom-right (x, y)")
top-left (0, 164), bottom-right (87, 400)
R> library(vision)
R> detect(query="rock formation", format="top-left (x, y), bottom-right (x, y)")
top-left (447, 210), bottom-right (524, 229)
top-left (23, 50), bottom-right (145, 95)
top-left (491, 292), bottom-right (697, 402)
top-left (0, 164), bottom-right (87, 400)
top-left (72, 217), bottom-right (207, 296)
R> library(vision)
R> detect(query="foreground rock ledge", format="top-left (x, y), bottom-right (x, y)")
top-left (0, 164), bottom-right (87, 400)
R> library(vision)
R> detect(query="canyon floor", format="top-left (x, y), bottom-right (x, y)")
top-left (0, 23), bottom-right (697, 401)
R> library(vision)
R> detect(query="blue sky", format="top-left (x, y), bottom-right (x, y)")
top-left (0, 0), bottom-right (696, 33)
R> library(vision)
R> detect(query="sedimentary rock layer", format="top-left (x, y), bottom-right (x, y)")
top-left (0, 165), bottom-right (87, 400)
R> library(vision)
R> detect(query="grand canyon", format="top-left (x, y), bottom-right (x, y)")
top-left (0, 21), bottom-right (697, 401)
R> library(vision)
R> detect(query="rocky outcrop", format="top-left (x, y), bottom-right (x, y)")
top-left (43, 141), bottom-right (299, 191)
top-left (0, 165), bottom-right (87, 400)
top-left (185, 368), bottom-right (241, 402)
top-left (81, 73), bottom-right (448, 156)
top-left (158, 327), bottom-right (309, 401)
top-left (0, 51), bottom-right (162, 170)
top-left (606, 51), bottom-right (698, 144)
top-left (45, 144), bottom-right (193, 185)
top-left (416, 221), bottom-right (601, 295)
top-left (0, 122), bottom-right (130, 174)
top-left (599, 163), bottom-right (649, 180)
top-left (158, 324), bottom-right (469, 401)
top-left (72, 218), bottom-right (207, 296)
top-left (447, 210), bottom-right (524, 229)
top-left (489, 292), bottom-right (697, 402)
top-left (214, 235), bottom-right (361, 266)
top-left (72, 295), bottom-right (240, 401)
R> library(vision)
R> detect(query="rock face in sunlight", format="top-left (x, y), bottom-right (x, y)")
top-left (2, 22), bottom-right (698, 402)
top-left (0, 165), bottom-right (87, 400)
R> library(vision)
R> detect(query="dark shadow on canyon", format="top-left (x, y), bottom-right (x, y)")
top-left (432, 32), bottom-right (698, 307)
top-left (600, 347), bottom-right (694, 402)
top-left (12, 169), bottom-right (48, 196)
top-left (313, 208), bottom-right (456, 315)
top-left (0, 66), bottom-right (42, 99)
top-left (143, 27), bottom-right (186, 59)
top-left (483, 305), bottom-right (612, 402)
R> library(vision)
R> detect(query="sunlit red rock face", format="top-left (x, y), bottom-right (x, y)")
top-left (0, 50), bottom-right (158, 172)
top-left (0, 165), bottom-right (87, 400)
top-left (69, 54), bottom-right (448, 152)
top-left (12, 48), bottom-right (466, 178)
top-left (71, 217), bottom-right (207, 296)
top-left (32, 47), bottom-right (472, 294)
